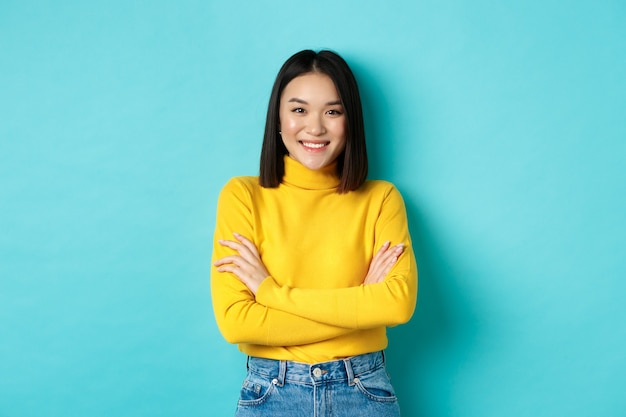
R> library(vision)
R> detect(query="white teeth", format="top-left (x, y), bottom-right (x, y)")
top-left (301, 142), bottom-right (327, 149)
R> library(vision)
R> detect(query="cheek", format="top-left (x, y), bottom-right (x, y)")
top-left (279, 114), bottom-right (299, 134)
top-left (332, 119), bottom-right (347, 140)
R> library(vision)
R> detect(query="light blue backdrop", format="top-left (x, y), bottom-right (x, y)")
top-left (1, 1), bottom-right (624, 416)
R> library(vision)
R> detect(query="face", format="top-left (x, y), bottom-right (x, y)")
top-left (279, 72), bottom-right (346, 170)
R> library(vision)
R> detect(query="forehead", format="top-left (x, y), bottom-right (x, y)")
top-left (281, 73), bottom-right (340, 102)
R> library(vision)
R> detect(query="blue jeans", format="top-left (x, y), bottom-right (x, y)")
top-left (234, 351), bottom-right (401, 417)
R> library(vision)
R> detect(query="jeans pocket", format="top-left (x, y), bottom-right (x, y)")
top-left (354, 367), bottom-right (398, 403)
top-left (237, 372), bottom-right (277, 406)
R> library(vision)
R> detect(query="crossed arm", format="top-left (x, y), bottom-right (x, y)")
top-left (211, 235), bottom-right (406, 345)
top-left (215, 233), bottom-right (404, 295)
top-left (210, 178), bottom-right (417, 345)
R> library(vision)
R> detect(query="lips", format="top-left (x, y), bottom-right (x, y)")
top-left (300, 141), bottom-right (330, 150)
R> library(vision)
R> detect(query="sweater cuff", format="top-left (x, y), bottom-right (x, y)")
top-left (256, 276), bottom-right (276, 304)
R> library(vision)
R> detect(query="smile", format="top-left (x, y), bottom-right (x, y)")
top-left (300, 141), bottom-right (329, 149)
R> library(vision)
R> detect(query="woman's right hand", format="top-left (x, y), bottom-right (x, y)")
top-left (363, 241), bottom-right (405, 285)
top-left (213, 233), bottom-right (270, 296)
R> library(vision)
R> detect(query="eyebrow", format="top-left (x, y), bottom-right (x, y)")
top-left (288, 98), bottom-right (343, 106)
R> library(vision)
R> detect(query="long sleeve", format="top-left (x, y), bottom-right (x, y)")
top-left (211, 156), bottom-right (418, 363)
top-left (254, 185), bottom-right (417, 329)
top-left (211, 178), bottom-right (355, 346)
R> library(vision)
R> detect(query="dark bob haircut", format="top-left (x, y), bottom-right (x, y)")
top-left (259, 50), bottom-right (368, 194)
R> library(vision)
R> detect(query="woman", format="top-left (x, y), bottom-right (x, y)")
top-left (211, 49), bottom-right (417, 417)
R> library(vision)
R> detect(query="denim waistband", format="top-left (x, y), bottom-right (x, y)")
top-left (246, 351), bottom-right (385, 386)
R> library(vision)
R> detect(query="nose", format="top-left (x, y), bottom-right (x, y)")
top-left (306, 114), bottom-right (326, 136)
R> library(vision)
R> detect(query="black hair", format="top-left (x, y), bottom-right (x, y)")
top-left (259, 50), bottom-right (367, 193)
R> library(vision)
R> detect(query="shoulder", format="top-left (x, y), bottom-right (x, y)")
top-left (358, 180), bottom-right (407, 210)
top-left (217, 176), bottom-right (262, 203)
top-left (220, 176), bottom-right (260, 193)
top-left (359, 179), bottom-right (402, 197)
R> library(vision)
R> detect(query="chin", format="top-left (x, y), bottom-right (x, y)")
top-left (301, 158), bottom-right (332, 170)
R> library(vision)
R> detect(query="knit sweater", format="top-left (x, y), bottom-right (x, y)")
top-left (211, 155), bottom-right (417, 364)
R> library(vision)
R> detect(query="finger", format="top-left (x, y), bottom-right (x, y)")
top-left (371, 243), bottom-right (403, 271)
top-left (380, 244), bottom-right (403, 263)
top-left (218, 239), bottom-right (245, 251)
top-left (370, 243), bottom-right (391, 269)
top-left (380, 246), bottom-right (404, 273)
top-left (216, 265), bottom-right (254, 287)
top-left (373, 242), bottom-right (402, 261)
top-left (216, 264), bottom-right (237, 274)
top-left (382, 245), bottom-right (404, 267)
top-left (375, 241), bottom-right (391, 256)
top-left (383, 256), bottom-right (398, 274)
top-left (213, 255), bottom-right (246, 267)
top-left (233, 233), bottom-right (260, 256)
top-left (369, 260), bottom-right (396, 284)
top-left (367, 244), bottom-right (405, 284)
top-left (217, 261), bottom-right (250, 277)
top-left (218, 238), bottom-right (257, 261)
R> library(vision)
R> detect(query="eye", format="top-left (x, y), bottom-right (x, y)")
top-left (291, 107), bottom-right (305, 113)
top-left (327, 109), bottom-right (343, 116)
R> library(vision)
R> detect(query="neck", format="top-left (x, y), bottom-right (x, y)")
top-left (282, 155), bottom-right (340, 190)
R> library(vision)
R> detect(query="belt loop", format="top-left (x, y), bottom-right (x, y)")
top-left (343, 357), bottom-right (357, 386)
top-left (246, 356), bottom-right (250, 371)
top-left (276, 360), bottom-right (286, 387)
top-left (381, 350), bottom-right (386, 364)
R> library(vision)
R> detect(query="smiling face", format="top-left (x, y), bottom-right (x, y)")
top-left (279, 72), bottom-right (347, 170)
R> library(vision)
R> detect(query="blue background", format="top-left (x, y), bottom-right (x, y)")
top-left (1, 1), bottom-right (624, 416)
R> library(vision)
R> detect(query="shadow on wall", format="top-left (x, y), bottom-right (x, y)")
top-left (385, 199), bottom-right (479, 416)
top-left (353, 58), bottom-right (482, 416)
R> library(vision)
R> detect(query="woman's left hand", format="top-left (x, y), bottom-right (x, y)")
top-left (213, 233), bottom-right (269, 295)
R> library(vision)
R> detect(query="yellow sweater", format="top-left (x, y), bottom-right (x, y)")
top-left (211, 156), bottom-right (417, 364)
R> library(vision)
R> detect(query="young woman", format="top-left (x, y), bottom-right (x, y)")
top-left (211, 49), bottom-right (417, 417)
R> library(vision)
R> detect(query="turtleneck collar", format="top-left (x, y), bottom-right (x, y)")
top-left (282, 155), bottom-right (340, 190)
